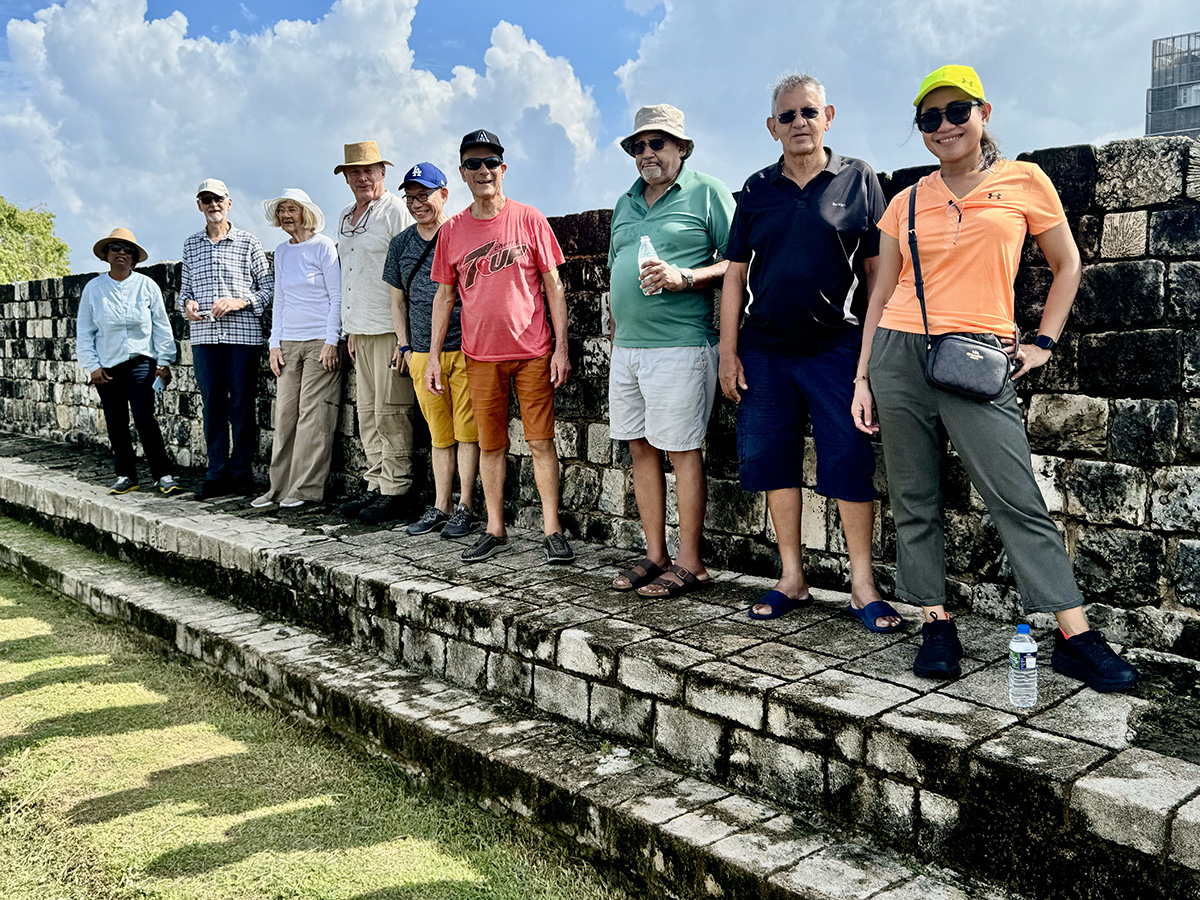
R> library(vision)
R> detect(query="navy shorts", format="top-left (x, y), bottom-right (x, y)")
top-left (736, 334), bottom-right (876, 501)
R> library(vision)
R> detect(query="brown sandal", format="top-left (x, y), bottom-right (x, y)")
top-left (612, 556), bottom-right (666, 592)
top-left (636, 564), bottom-right (710, 599)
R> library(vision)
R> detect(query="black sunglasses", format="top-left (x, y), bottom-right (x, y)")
top-left (916, 100), bottom-right (982, 134)
top-left (775, 107), bottom-right (822, 124)
top-left (107, 243), bottom-right (135, 256)
top-left (629, 137), bottom-right (668, 156)
top-left (461, 156), bottom-right (503, 170)
top-left (198, 194), bottom-right (225, 205)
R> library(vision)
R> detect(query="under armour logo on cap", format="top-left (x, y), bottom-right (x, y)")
top-left (459, 128), bottom-right (505, 156)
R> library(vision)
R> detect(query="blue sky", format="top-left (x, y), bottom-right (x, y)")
top-left (0, 0), bottom-right (1196, 272)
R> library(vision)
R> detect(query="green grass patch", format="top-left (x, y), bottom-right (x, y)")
top-left (0, 567), bottom-right (628, 900)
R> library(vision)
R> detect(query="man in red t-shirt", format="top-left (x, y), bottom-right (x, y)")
top-left (427, 129), bottom-right (574, 564)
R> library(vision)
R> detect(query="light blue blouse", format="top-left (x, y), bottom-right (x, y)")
top-left (76, 272), bottom-right (177, 373)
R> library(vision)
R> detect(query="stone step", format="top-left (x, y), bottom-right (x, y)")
top-left (1, 433), bottom-right (1199, 900)
top-left (0, 513), bottom-right (1018, 900)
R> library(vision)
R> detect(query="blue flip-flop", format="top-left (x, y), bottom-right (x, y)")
top-left (847, 599), bottom-right (905, 633)
top-left (748, 590), bottom-right (810, 620)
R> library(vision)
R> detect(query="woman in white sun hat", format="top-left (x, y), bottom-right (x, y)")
top-left (251, 189), bottom-right (343, 510)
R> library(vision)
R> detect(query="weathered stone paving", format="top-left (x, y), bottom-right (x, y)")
top-left (1, 432), bottom-right (1199, 900)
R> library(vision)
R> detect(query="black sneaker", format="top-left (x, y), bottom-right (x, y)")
top-left (407, 506), bottom-right (449, 535)
top-left (228, 474), bottom-right (256, 496)
top-left (1051, 629), bottom-right (1139, 693)
top-left (109, 476), bottom-right (138, 495)
top-left (544, 531), bottom-right (575, 564)
top-left (359, 493), bottom-right (412, 525)
top-left (339, 490), bottom-right (379, 518)
top-left (913, 613), bottom-right (962, 679)
top-left (195, 479), bottom-right (229, 501)
top-left (462, 532), bottom-right (509, 563)
top-left (442, 504), bottom-right (481, 539)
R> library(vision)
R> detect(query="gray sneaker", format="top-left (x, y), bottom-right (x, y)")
top-left (544, 531), bottom-right (575, 564)
top-left (109, 476), bottom-right (138, 495)
top-left (407, 506), bottom-right (449, 535)
top-left (461, 533), bottom-right (509, 563)
top-left (441, 504), bottom-right (481, 539)
top-left (157, 476), bottom-right (182, 497)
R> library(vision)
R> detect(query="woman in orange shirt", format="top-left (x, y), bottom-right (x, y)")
top-left (851, 65), bottom-right (1138, 693)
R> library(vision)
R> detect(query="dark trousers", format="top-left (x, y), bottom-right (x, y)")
top-left (95, 355), bottom-right (171, 482)
top-left (192, 343), bottom-right (261, 483)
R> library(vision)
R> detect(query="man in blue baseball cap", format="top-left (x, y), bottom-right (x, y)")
top-left (382, 163), bottom-right (481, 538)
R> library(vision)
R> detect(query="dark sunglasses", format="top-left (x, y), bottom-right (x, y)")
top-left (916, 100), bottom-right (982, 133)
top-left (629, 137), bottom-right (668, 156)
top-left (198, 194), bottom-right (225, 205)
top-left (461, 156), bottom-right (503, 170)
top-left (775, 107), bottom-right (822, 124)
top-left (106, 243), bottom-right (135, 256)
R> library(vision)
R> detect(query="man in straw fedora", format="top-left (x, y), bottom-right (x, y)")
top-left (606, 103), bottom-right (735, 600)
top-left (333, 140), bottom-right (419, 526)
top-left (179, 177), bottom-right (273, 501)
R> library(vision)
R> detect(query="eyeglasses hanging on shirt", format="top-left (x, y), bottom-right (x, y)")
top-left (340, 204), bottom-right (375, 237)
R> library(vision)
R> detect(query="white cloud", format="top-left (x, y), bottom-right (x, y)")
top-left (0, 0), bottom-right (600, 271)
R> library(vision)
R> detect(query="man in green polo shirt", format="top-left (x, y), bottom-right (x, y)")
top-left (606, 104), bottom-right (736, 600)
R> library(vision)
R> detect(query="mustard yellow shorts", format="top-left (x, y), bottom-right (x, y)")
top-left (409, 350), bottom-right (479, 448)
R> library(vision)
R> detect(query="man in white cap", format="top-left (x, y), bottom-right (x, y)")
top-left (606, 104), bottom-right (735, 599)
top-left (179, 177), bottom-right (273, 500)
top-left (333, 140), bottom-right (418, 525)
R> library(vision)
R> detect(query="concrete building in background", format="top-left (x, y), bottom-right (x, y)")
top-left (1147, 31), bottom-right (1200, 139)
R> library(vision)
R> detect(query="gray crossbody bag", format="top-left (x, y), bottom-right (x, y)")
top-left (908, 184), bottom-right (1013, 402)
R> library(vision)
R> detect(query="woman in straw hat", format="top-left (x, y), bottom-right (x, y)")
top-left (850, 65), bottom-right (1138, 693)
top-left (251, 189), bottom-right (342, 510)
top-left (75, 228), bottom-right (181, 496)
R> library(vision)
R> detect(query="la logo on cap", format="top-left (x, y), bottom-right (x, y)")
top-left (412, 165), bottom-right (422, 176)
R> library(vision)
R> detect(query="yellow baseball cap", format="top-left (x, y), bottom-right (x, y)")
top-left (913, 65), bottom-right (986, 107)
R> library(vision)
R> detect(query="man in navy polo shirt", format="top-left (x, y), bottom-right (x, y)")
top-left (719, 74), bottom-right (899, 630)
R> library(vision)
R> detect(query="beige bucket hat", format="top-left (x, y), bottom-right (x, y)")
top-left (620, 104), bottom-right (693, 159)
top-left (262, 188), bottom-right (326, 233)
top-left (92, 227), bottom-right (148, 263)
top-left (334, 140), bottom-right (393, 174)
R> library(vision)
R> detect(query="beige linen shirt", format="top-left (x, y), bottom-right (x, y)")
top-left (337, 191), bottom-right (414, 336)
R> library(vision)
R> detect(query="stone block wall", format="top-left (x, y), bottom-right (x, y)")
top-left (3, 135), bottom-right (1200, 657)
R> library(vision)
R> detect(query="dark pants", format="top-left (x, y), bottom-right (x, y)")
top-left (95, 355), bottom-right (171, 482)
top-left (192, 343), bottom-right (261, 483)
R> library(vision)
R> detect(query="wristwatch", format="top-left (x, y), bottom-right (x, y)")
top-left (680, 268), bottom-right (695, 290)
top-left (1033, 334), bottom-right (1057, 352)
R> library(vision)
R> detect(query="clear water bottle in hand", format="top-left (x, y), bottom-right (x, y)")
top-left (1009, 623), bottom-right (1038, 708)
top-left (152, 376), bottom-right (165, 394)
top-left (638, 235), bottom-right (661, 296)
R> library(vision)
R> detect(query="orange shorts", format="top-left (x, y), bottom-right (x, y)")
top-left (464, 352), bottom-right (555, 452)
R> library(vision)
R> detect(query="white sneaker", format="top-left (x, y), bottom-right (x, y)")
top-left (250, 493), bottom-right (276, 509)
top-left (279, 497), bottom-right (306, 508)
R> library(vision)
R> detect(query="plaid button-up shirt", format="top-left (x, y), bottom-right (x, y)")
top-left (178, 226), bottom-right (274, 345)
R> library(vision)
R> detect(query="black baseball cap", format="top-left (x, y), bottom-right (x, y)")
top-left (459, 128), bottom-right (505, 156)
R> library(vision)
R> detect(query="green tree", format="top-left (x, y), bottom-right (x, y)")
top-left (0, 196), bottom-right (71, 283)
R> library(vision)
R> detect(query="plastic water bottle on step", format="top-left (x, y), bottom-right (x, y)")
top-left (638, 235), bottom-right (661, 295)
top-left (1008, 624), bottom-right (1038, 708)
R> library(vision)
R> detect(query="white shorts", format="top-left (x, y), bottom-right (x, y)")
top-left (608, 344), bottom-right (719, 452)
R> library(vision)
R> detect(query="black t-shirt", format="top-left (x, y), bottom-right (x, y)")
top-left (726, 150), bottom-right (885, 354)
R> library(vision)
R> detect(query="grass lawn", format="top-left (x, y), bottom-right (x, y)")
top-left (0, 566), bottom-right (629, 900)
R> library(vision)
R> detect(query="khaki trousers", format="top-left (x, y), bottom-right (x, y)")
top-left (353, 332), bottom-right (415, 496)
top-left (267, 340), bottom-right (343, 501)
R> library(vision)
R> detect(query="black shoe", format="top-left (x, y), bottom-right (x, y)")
top-left (339, 490), bottom-right (379, 518)
top-left (1051, 629), bottom-right (1139, 693)
top-left (544, 531), bottom-right (575, 564)
top-left (441, 504), bottom-right (481, 539)
top-left (359, 493), bottom-right (412, 525)
top-left (196, 479), bottom-right (229, 501)
top-left (913, 614), bottom-right (963, 679)
top-left (228, 474), bottom-right (256, 496)
top-left (462, 532), bottom-right (509, 563)
top-left (407, 506), bottom-right (449, 535)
